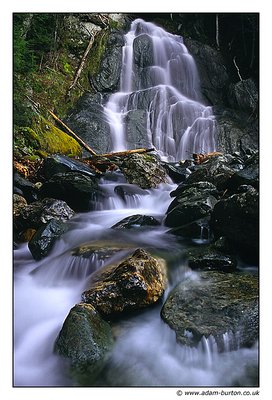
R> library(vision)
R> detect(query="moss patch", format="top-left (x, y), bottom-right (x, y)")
top-left (25, 116), bottom-right (82, 157)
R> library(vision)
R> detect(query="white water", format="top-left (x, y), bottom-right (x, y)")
top-left (104, 19), bottom-right (217, 160)
top-left (13, 19), bottom-right (258, 387)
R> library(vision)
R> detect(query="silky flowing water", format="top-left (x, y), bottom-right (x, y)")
top-left (13, 18), bottom-right (258, 387)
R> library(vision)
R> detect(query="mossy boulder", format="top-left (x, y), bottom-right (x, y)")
top-left (23, 116), bottom-right (82, 157)
top-left (54, 302), bottom-right (114, 385)
top-left (82, 248), bottom-right (168, 315)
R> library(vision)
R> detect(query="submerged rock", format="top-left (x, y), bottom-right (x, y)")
top-left (82, 249), bottom-right (168, 315)
top-left (120, 153), bottom-right (168, 189)
top-left (186, 245), bottom-right (237, 272)
top-left (161, 270), bottom-right (258, 351)
top-left (28, 218), bottom-right (68, 260)
top-left (54, 303), bottom-right (114, 385)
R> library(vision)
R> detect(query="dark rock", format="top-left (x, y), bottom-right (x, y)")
top-left (14, 197), bottom-right (74, 236)
top-left (165, 186), bottom-right (217, 228)
top-left (184, 154), bottom-right (235, 191)
top-left (54, 302), bottom-right (114, 385)
top-left (114, 184), bottom-right (147, 202)
top-left (90, 30), bottom-right (125, 92)
top-left (14, 172), bottom-right (39, 203)
top-left (184, 38), bottom-right (229, 106)
top-left (40, 154), bottom-right (96, 180)
top-left (168, 218), bottom-right (211, 240)
top-left (120, 153), bottom-right (168, 189)
top-left (162, 163), bottom-right (189, 184)
top-left (170, 181), bottom-right (218, 198)
top-left (82, 249), bottom-right (168, 315)
top-left (111, 214), bottom-right (160, 229)
top-left (210, 186), bottom-right (259, 258)
top-left (186, 246), bottom-right (237, 272)
top-left (228, 152), bottom-right (259, 191)
top-left (228, 79), bottom-right (258, 114)
top-left (161, 270), bottom-right (258, 351)
top-left (64, 92), bottom-right (111, 155)
top-left (28, 218), bottom-right (68, 260)
top-left (133, 33), bottom-right (154, 68)
top-left (40, 172), bottom-right (102, 212)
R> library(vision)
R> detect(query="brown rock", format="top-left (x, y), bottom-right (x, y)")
top-left (82, 248), bottom-right (168, 315)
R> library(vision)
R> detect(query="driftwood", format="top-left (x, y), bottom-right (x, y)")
top-left (96, 148), bottom-right (155, 159)
top-left (193, 152), bottom-right (223, 165)
top-left (67, 32), bottom-right (98, 97)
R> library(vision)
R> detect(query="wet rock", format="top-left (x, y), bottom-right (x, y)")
top-left (210, 186), bottom-right (258, 258)
top-left (111, 214), bottom-right (160, 229)
top-left (186, 245), bottom-right (237, 272)
top-left (120, 153), bottom-right (168, 189)
top-left (170, 181), bottom-right (219, 199)
top-left (28, 218), bottom-right (68, 260)
top-left (133, 33), bottom-right (154, 68)
top-left (161, 162), bottom-right (189, 184)
top-left (40, 154), bottom-right (96, 180)
top-left (165, 182), bottom-right (218, 228)
top-left (14, 172), bottom-right (39, 203)
top-left (168, 218), bottom-right (211, 240)
top-left (54, 302), bottom-right (114, 385)
top-left (41, 172), bottom-right (102, 212)
top-left (14, 197), bottom-right (74, 238)
top-left (228, 152), bottom-right (259, 191)
top-left (64, 92), bottom-right (111, 155)
top-left (228, 79), bottom-right (258, 114)
top-left (161, 270), bottom-right (258, 351)
top-left (114, 184), bottom-right (147, 202)
top-left (90, 30), bottom-right (125, 92)
top-left (82, 249), bottom-right (168, 315)
top-left (125, 109), bottom-right (151, 149)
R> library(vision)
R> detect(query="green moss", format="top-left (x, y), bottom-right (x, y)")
top-left (23, 116), bottom-right (82, 157)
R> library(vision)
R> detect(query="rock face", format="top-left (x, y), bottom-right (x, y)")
top-left (161, 270), bottom-right (258, 351)
top-left (82, 249), bottom-right (168, 315)
top-left (120, 153), bottom-right (168, 189)
top-left (54, 303), bottom-right (114, 385)
top-left (41, 172), bottom-right (102, 212)
top-left (28, 218), bottom-right (68, 260)
top-left (90, 30), bottom-right (125, 92)
top-left (64, 92), bottom-right (111, 155)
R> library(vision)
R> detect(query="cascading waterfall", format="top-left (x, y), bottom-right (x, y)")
top-left (104, 18), bottom-right (217, 160)
top-left (13, 19), bottom-right (258, 387)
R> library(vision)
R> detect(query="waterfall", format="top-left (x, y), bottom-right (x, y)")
top-left (104, 19), bottom-right (217, 160)
top-left (13, 18), bottom-right (257, 388)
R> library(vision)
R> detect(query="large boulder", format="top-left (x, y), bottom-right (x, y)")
top-left (165, 182), bottom-right (218, 228)
top-left (161, 270), bottom-right (258, 351)
top-left (40, 154), bottom-right (96, 180)
top-left (28, 218), bottom-right (68, 260)
top-left (120, 153), bottom-right (168, 189)
top-left (40, 172), bottom-right (102, 212)
top-left (82, 249), bottom-right (168, 315)
top-left (54, 303), bottom-right (114, 385)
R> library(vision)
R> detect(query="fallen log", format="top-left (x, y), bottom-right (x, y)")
top-left (48, 110), bottom-right (97, 156)
top-left (95, 148), bottom-right (155, 159)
